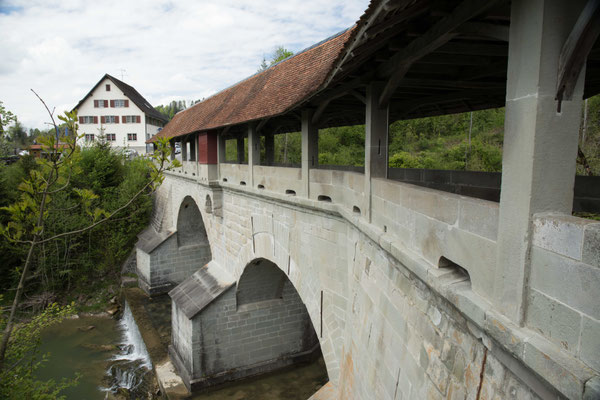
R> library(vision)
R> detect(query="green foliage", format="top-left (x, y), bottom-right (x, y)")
top-left (579, 96), bottom-right (600, 175)
top-left (155, 100), bottom-right (187, 121)
top-left (0, 101), bottom-right (16, 136)
top-left (319, 125), bottom-right (365, 166)
top-left (0, 301), bottom-right (78, 399)
top-left (258, 46), bottom-right (294, 71)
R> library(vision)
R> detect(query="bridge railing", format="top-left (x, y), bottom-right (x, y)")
top-left (253, 165), bottom-right (303, 195)
top-left (220, 163), bottom-right (249, 185)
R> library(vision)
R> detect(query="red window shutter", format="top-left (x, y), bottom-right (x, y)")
top-left (94, 116), bottom-right (98, 124)
top-left (122, 116), bottom-right (126, 123)
top-left (136, 116), bottom-right (141, 123)
top-left (124, 100), bottom-right (129, 107)
top-left (110, 100), bottom-right (115, 107)
top-left (94, 100), bottom-right (98, 107)
top-left (101, 116), bottom-right (105, 124)
top-left (114, 116), bottom-right (119, 124)
top-left (104, 100), bottom-right (108, 108)
top-left (79, 116), bottom-right (83, 123)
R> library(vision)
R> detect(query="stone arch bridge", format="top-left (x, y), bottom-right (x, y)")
top-left (136, 1), bottom-right (600, 399)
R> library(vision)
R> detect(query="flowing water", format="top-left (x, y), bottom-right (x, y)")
top-left (38, 302), bottom-right (153, 399)
top-left (38, 297), bottom-right (328, 399)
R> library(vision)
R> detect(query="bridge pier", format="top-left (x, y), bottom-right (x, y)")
top-left (169, 259), bottom-right (322, 391)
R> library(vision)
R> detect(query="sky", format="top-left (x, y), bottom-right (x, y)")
top-left (0, 0), bottom-right (370, 130)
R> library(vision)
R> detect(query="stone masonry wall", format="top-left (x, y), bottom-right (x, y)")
top-left (139, 234), bottom-right (212, 295)
top-left (528, 214), bottom-right (600, 375)
top-left (192, 278), bottom-right (317, 382)
top-left (155, 172), bottom-right (599, 399)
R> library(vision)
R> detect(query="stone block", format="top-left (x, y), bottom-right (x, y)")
top-left (458, 197), bottom-right (499, 241)
top-left (530, 247), bottom-right (600, 320)
top-left (582, 223), bottom-right (600, 267)
top-left (526, 289), bottom-right (581, 353)
top-left (579, 316), bottom-right (600, 371)
top-left (532, 214), bottom-right (588, 260)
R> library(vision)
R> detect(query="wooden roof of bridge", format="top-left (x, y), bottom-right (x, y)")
top-left (152, 0), bottom-right (600, 142)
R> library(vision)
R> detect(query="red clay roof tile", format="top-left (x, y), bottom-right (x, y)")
top-left (151, 27), bottom-right (355, 142)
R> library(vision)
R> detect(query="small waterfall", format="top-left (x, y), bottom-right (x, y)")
top-left (101, 301), bottom-right (152, 396)
top-left (114, 302), bottom-right (152, 369)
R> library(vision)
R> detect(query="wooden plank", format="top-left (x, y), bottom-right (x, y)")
top-left (378, 0), bottom-right (503, 108)
top-left (556, 0), bottom-right (600, 106)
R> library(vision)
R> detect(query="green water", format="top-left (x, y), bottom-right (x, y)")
top-left (37, 315), bottom-right (121, 400)
top-left (190, 358), bottom-right (328, 400)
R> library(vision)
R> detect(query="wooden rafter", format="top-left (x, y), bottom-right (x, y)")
top-left (378, 0), bottom-right (503, 108)
top-left (556, 0), bottom-right (600, 110)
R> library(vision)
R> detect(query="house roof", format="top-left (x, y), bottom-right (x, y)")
top-left (73, 74), bottom-right (168, 123)
top-left (151, 27), bottom-right (354, 142)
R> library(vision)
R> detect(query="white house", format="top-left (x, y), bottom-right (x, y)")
top-left (73, 74), bottom-right (168, 154)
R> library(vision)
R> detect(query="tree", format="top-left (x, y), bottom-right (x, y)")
top-left (0, 91), bottom-right (180, 372)
top-left (258, 46), bottom-right (294, 71)
top-left (0, 101), bottom-right (16, 136)
top-left (0, 301), bottom-right (78, 399)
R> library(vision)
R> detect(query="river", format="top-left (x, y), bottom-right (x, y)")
top-left (37, 303), bottom-right (328, 399)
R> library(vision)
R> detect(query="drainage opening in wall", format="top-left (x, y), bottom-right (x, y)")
top-left (240, 181), bottom-right (246, 186)
top-left (205, 195), bottom-right (213, 214)
top-left (286, 189), bottom-right (296, 196)
top-left (318, 195), bottom-right (332, 203)
top-left (353, 206), bottom-right (361, 215)
top-left (222, 178), bottom-right (228, 182)
top-left (439, 256), bottom-right (471, 285)
top-left (258, 184), bottom-right (265, 190)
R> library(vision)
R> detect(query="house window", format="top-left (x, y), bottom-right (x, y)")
top-left (106, 133), bottom-right (116, 141)
top-left (102, 116), bottom-right (119, 124)
top-left (106, 84), bottom-right (111, 91)
top-left (80, 116), bottom-right (96, 124)
top-left (127, 133), bottom-right (137, 141)
top-left (85, 134), bottom-right (95, 142)
top-left (113, 99), bottom-right (127, 107)
top-left (123, 115), bottom-right (141, 123)
top-left (94, 100), bottom-right (108, 108)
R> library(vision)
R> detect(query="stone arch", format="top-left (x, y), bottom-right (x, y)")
top-left (176, 195), bottom-right (209, 248)
top-left (236, 258), bottom-right (285, 308)
top-left (233, 232), bottom-right (342, 386)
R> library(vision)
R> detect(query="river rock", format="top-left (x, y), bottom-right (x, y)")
top-left (81, 343), bottom-right (118, 352)
top-left (107, 306), bottom-right (120, 316)
top-left (78, 325), bottom-right (95, 332)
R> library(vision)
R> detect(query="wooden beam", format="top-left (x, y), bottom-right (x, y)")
top-left (394, 88), bottom-right (504, 116)
top-left (417, 52), bottom-right (492, 66)
top-left (256, 118), bottom-right (270, 133)
top-left (323, 0), bottom-right (414, 88)
top-left (456, 22), bottom-right (509, 41)
top-left (378, 0), bottom-right (503, 108)
top-left (350, 90), bottom-right (367, 104)
top-left (398, 78), bottom-right (505, 90)
top-left (365, 1), bottom-right (430, 39)
top-left (435, 42), bottom-right (508, 57)
top-left (556, 0), bottom-right (600, 108)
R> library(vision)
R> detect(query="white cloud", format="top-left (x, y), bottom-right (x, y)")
top-left (0, 0), bottom-right (369, 129)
